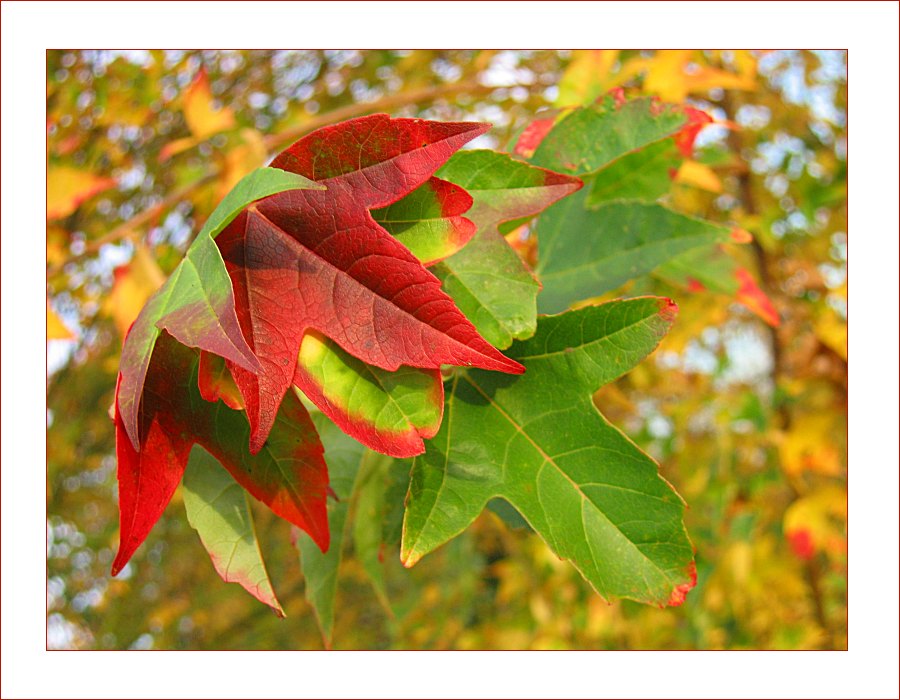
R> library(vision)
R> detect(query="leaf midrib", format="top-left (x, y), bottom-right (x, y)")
top-left (459, 373), bottom-right (679, 588)
top-left (249, 206), bottom-right (501, 370)
top-left (538, 230), bottom-right (723, 281)
top-left (512, 307), bottom-right (664, 362)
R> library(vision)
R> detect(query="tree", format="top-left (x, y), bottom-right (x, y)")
top-left (47, 49), bottom-right (846, 650)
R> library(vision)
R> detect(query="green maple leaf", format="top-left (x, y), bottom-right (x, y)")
top-left (434, 150), bottom-right (581, 349)
top-left (401, 297), bottom-right (696, 606)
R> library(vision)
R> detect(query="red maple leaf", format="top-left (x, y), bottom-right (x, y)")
top-left (217, 114), bottom-right (524, 453)
top-left (111, 332), bottom-right (328, 575)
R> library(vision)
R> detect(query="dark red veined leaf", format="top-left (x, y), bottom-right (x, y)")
top-left (111, 332), bottom-right (328, 576)
top-left (219, 114), bottom-right (524, 454)
top-left (116, 167), bottom-right (324, 452)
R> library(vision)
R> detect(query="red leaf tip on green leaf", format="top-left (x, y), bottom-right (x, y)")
top-left (730, 227), bottom-right (753, 244)
top-left (198, 351), bottom-right (244, 410)
top-left (514, 117), bottom-right (556, 159)
top-left (674, 107), bottom-right (713, 157)
top-left (428, 177), bottom-right (478, 263)
top-left (606, 86), bottom-right (627, 108)
top-left (658, 297), bottom-right (679, 325)
top-left (686, 277), bottom-right (707, 293)
top-left (665, 561), bottom-right (697, 607)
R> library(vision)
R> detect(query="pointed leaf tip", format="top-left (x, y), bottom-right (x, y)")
top-left (113, 334), bottom-right (330, 573)
top-left (665, 561), bottom-right (697, 607)
top-left (402, 299), bottom-right (693, 605)
top-left (218, 116), bottom-right (519, 451)
top-left (730, 227), bottom-right (753, 244)
top-left (659, 297), bottom-right (679, 323)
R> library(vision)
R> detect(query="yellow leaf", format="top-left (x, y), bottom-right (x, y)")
top-left (104, 244), bottom-right (166, 338)
top-left (183, 69), bottom-right (235, 140)
top-left (47, 302), bottom-right (75, 340)
top-left (732, 50), bottom-right (759, 81)
top-left (675, 160), bottom-right (723, 193)
top-left (556, 50), bottom-right (620, 106)
top-left (642, 50), bottom-right (756, 102)
top-left (778, 413), bottom-right (845, 478)
top-left (814, 308), bottom-right (847, 360)
top-left (815, 283), bottom-right (847, 359)
top-left (47, 225), bottom-right (69, 268)
top-left (642, 50), bottom-right (695, 101)
top-left (47, 166), bottom-right (117, 220)
top-left (218, 129), bottom-right (268, 199)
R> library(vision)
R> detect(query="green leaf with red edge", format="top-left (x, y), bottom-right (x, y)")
top-left (218, 115), bottom-right (523, 456)
top-left (585, 106), bottom-right (714, 206)
top-left (371, 176), bottom-right (476, 265)
top-left (183, 446), bottom-right (283, 616)
top-left (534, 190), bottom-right (738, 313)
top-left (111, 331), bottom-right (328, 576)
top-left (654, 246), bottom-right (780, 326)
top-left (513, 94), bottom-right (732, 313)
top-left (586, 139), bottom-right (682, 205)
top-left (117, 166), bottom-right (325, 451)
top-left (527, 94), bottom-right (689, 176)
top-left (429, 150), bottom-right (582, 349)
top-left (401, 298), bottom-right (696, 607)
top-left (293, 415), bottom-right (368, 647)
top-left (293, 332), bottom-right (443, 458)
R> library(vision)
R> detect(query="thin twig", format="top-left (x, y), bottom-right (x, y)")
top-left (724, 91), bottom-right (840, 650)
top-left (47, 80), bottom-right (492, 277)
top-left (47, 173), bottom-right (216, 276)
top-left (262, 80), bottom-right (492, 152)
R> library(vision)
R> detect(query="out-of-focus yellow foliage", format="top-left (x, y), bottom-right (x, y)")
top-left (778, 413), bottom-right (845, 478)
top-left (556, 50), bottom-right (621, 105)
top-left (784, 485), bottom-right (848, 558)
top-left (183, 68), bottom-right (236, 140)
top-left (47, 166), bottom-right (117, 220)
top-left (159, 69), bottom-right (237, 161)
top-left (675, 160), bottom-right (723, 193)
top-left (103, 244), bottom-right (166, 339)
top-left (815, 283), bottom-right (848, 360)
top-left (47, 302), bottom-right (75, 340)
top-left (218, 128), bottom-right (268, 199)
top-left (627, 49), bottom-right (758, 102)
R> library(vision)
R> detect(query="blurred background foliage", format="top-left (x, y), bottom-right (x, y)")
top-left (46, 49), bottom-right (846, 650)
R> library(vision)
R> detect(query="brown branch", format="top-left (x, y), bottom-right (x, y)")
top-left (262, 80), bottom-right (492, 152)
top-left (724, 91), bottom-right (840, 650)
top-left (47, 81), bottom-right (492, 279)
top-left (46, 173), bottom-right (217, 277)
